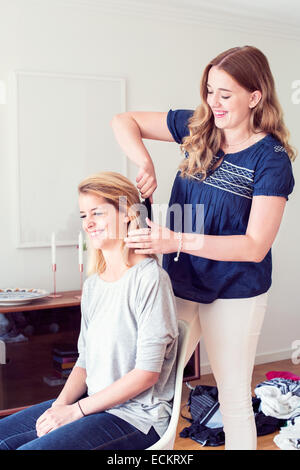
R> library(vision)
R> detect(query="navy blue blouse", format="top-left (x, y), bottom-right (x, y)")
top-left (162, 109), bottom-right (295, 303)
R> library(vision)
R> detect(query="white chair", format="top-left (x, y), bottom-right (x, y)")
top-left (0, 339), bottom-right (6, 364)
top-left (146, 319), bottom-right (191, 450)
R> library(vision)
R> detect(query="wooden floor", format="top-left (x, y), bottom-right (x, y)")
top-left (174, 358), bottom-right (300, 451)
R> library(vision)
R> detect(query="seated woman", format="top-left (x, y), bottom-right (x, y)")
top-left (0, 172), bottom-right (178, 450)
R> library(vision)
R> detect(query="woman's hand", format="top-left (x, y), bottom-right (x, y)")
top-left (136, 163), bottom-right (157, 203)
top-left (124, 218), bottom-right (179, 255)
top-left (35, 402), bottom-right (83, 437)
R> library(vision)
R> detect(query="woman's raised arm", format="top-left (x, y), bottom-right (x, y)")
top-left (110, 111), bottom-right (174, 201)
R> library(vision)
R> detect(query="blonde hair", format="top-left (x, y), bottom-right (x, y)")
top-left (180, 45), bottom-right (297, 180)
top-left (78, 171), bottom-right (155, 276)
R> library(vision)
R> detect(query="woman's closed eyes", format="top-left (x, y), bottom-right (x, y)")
top-left (207, 90), bottom-right (231, 99)
top-left (80, 211), bottom-right (105, 219)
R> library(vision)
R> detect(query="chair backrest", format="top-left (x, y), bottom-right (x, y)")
top-left (146, 319), bottom-right (191, 450)
top-left (0, 339), bottom-right (6, 365)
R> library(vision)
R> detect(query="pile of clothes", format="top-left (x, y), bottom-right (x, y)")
top-left (180, 370), bottom-right (300, 449)
top-left (255, 371), bottom-right (300, 450)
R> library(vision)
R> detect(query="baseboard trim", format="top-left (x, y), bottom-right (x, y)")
top-left (200, 349), bottom-right (293, 376)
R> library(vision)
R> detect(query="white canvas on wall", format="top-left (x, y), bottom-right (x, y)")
top-left (14, 71), bottom-right (126, 248)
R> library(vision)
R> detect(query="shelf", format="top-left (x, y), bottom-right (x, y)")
top-left (0, 306), bottom-right (80, 416)
top-left (0, 290), bottom-right (81, 314)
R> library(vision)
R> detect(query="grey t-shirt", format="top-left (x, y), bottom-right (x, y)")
top-left (75, 257), bottom-right (178, 437)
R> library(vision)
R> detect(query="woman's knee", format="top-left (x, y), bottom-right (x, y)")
top-left (217, 381), bottom-right (253, 418)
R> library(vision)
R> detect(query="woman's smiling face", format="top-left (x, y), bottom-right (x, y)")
top-left (79, 192), bottom-right (127, 250)
top-left (206, 66), bottom-right (259, 133)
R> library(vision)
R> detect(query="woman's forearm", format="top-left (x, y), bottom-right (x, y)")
top-left (78, 369), bottom-right (159, 416)
top-left (181, 232), bottom-right (263, 263)
top-left (110, 113), bottom-right (153, 170)
top-left (54, 366), bottom-right (87, 406)
top-left (169, 195), bottom-right (284, 263)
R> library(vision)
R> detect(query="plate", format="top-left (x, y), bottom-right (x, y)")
top-left (0, 288), bottom-right (49, 306)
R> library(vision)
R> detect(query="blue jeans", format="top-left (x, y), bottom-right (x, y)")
top-left (0, 399), bottom-right (160, 450)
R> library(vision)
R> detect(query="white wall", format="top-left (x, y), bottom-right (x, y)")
top-left (0, 0), bottom-right (299, 370)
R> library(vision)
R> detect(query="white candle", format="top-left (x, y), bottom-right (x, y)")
top-left (78, 231), bottom-right (83, 265)
top-left (51, 232), bottom-right (56, 265)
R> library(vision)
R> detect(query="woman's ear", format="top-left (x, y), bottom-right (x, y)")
top-left (249, 90), bottom-right (262, 109)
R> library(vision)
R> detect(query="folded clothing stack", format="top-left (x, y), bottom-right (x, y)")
top-left (255, 371), bottom-right (300, 450)
top-left (179, 384), bottom-right (284, 447)
top-left (254, 377), bottom-right (300, 420)
top-left (266, 370), bottom-right (300, 382)
top-left (273, 417), bottom-right (300, 450)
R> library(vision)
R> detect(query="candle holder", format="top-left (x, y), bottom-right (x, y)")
top-left (48, 264), bottom-right (62, 298)
top-left (74, 264), bottom-right (84, 299)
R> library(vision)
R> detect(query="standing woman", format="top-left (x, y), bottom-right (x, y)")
top-left (111, 46), bottom-right (296, 450)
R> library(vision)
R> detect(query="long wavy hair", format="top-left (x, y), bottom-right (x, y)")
top-left (180, 45), bottom-right (297, 180)
top-left (78, 171), bottom-right (156, 276)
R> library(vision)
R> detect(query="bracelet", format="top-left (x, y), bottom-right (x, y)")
top-left (174, 232), bottom-right (182, 262)
top-left (78, 400), bottom-right (86, 417)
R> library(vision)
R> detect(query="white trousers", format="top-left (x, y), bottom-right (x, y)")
top-left (176, 292), bottom-right (268, 450)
